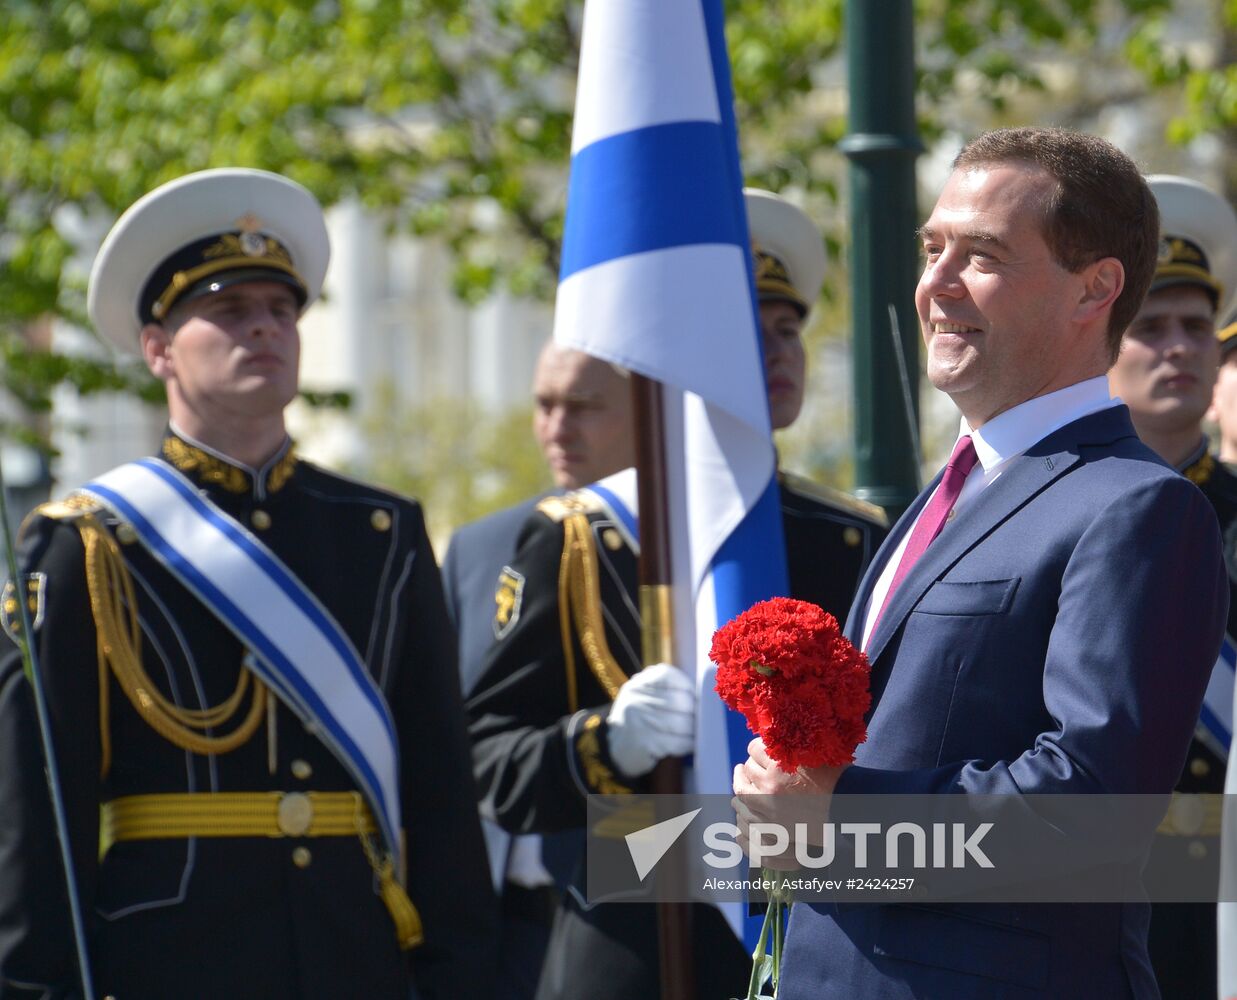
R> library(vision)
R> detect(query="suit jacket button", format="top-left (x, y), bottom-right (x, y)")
top-left (371, 509), bottom-right (392, 531)
top-left (291, 759), bottom-right (313, 781)
top-left (292, 846), bottom-right (312, 868)
top-left (251, 509), bottom-right (272, 530)
top-left (1189, 757), bottom-right (1210, 778)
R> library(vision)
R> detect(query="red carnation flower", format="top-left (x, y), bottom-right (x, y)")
top-left (710, 596), bottom-right (870, 771)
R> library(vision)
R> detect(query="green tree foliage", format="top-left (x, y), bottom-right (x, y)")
top-left (357, 382), bottom-right (549, 542)
top-left (0, 0), bottom-right (1227, 512)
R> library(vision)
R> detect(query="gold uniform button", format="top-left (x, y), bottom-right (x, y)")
top-left (277, 792), bottom-right (314, 837)
top-left (843, 526), bottom-right (861, 547)
top-left (251, 509), bottom-right (272, 530)
top-left (115, 522), bottom-right (138, 544)
top-left (371, 509), bottom-right (392, 532)
top-left (291, 759), bottom-right (313, 781)
top-left (1189, 757), bottom-right (1210, 778)
top-left (292, 846), bottom-right (312, 869)
top-left (1188, 840), bottom-right (1208, 861)
top-left (602, 528), bottom-right (623, 551)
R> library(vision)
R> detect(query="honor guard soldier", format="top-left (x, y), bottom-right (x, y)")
top-left (0, 169), bottom-right (496, 1000)
top-left (466, 190), bottom-right (888, 1000)
top-left (1108, 173), bottom-right (1237, 999)
top-left (441, 338), bottom-right (637, 1000)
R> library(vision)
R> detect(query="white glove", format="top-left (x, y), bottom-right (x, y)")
top-left (606, 662), bottom-right (696, 778)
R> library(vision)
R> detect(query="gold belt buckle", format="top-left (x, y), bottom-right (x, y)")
top-left (277, 792), bottom-right (314, 836)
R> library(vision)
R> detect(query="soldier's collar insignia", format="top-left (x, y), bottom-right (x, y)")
top-left (162, 433), bottom-right (298, 496)
top-left (1181, 446), bottom-right (1214, 486)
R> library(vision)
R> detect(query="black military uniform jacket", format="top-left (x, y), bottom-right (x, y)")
top-left (466, 472), bottom-right (887, 1000)
top-left (0, 431), bottom-right (495, 1000)
top-left (1146, 444), bottom-right (1236, 997)
top-left (1179, 446), bottom-right (1236, 791)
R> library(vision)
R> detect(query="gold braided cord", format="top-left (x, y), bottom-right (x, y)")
top-left (558, 516), bottom-right (580, 713)
top-left (78, 515), bottom-right (266, 767)
top-left (358, 827), bottom-right (424, 950)
top-left (562, 514), bottom-right (629, 700)
top-left (97, 629), bottom-right (111, 775)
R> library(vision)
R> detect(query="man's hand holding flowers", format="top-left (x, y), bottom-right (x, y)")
top-left (732, 737), bottom-right (846, 870)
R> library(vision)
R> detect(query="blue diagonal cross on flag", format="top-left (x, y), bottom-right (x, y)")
top-left (555, 0), bottom-right (790, 948)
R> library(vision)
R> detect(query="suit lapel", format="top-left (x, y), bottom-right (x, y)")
top-left (857, 405), bottom-right (1137, 665)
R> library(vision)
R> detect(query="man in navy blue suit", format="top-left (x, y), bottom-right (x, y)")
top-left (735, 127), bottom-right (1229, 998)
top-left (440, 339), bottom-right (635, 1000)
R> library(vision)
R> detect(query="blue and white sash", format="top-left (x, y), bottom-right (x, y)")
top-left (81, 458), bottom-right (403, 860)
top-left (1199, 635), bottom-right (1236, 762)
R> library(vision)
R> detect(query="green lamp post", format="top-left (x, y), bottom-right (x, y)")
top-left (839, 0), bottom-right (923, 520)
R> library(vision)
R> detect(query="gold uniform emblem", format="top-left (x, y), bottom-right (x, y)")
top-left (1, 574), bottom-right (47, 641)
top-left (492, 566), bottom-right (526, 640)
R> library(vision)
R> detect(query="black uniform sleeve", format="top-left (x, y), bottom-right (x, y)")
top-left (466, 513), bottom-right (632, 837)
top-left (0, 518), bottom-right (102, 1000)
top-left (391, 507), bottom-right (497, 1000)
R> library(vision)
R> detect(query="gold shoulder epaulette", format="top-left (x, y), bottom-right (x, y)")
top-left (535, 491), bottom-right (606, 523)
top-left (31, 494), bottom-right (103, 522)
top-left (780, 471), bottom-right (889, 527)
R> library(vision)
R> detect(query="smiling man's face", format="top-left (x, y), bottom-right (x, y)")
top-left (916, 163), bottom-right (1108, 427)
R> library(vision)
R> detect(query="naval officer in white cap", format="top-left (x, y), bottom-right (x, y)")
top-left (0, 168), bottom-right (496, 1000)
top-left (1107, 172), bottom-right (1237, 1000)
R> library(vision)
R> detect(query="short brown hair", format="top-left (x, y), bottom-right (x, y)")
top-left (954, 127), bottom-right (1158, 361)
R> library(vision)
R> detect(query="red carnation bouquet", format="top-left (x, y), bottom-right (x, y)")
top-left (711, 596), bottom-right (870, 770)
top-left (710, 596), bottom-right (871, 999)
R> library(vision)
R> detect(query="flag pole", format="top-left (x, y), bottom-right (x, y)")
top-left (631, 373), bottom-right (695, 1000)
top-left (0, 455), bottom-right (97, 1000)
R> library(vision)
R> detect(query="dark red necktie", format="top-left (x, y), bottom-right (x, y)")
top-left (873, 435), bottom-right (979, 629)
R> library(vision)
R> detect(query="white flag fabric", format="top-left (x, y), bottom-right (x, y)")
top-left (555, 0), bottom-right (790, 947)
